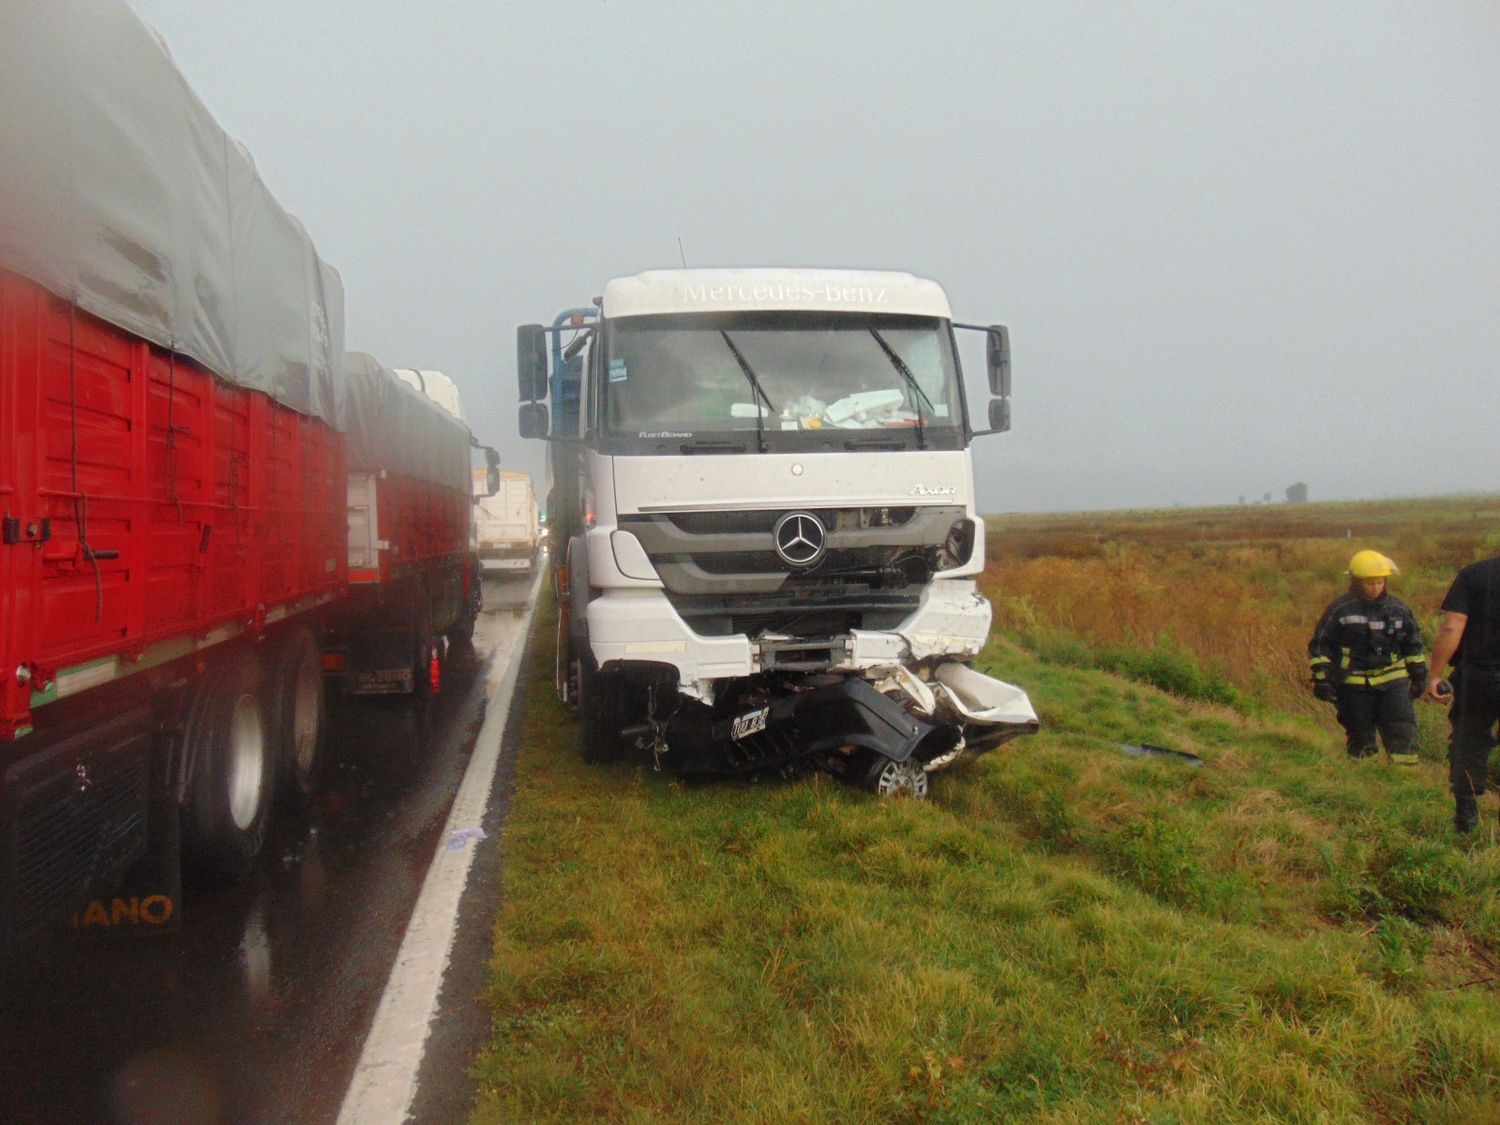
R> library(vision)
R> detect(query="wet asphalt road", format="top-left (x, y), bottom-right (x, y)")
top-left (0, 575), bottom-right (537, 1125)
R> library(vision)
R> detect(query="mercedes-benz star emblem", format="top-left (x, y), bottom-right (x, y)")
top-left (773, 511), bottom-right (826, 568)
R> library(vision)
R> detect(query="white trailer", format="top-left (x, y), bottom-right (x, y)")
top-left (473, 470), bottom-right (539, 575)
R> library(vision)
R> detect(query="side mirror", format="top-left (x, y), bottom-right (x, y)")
top-left (517, 324), bottom-right (548, 402)
top-left (987, 397), bottom-right (1011, 434)
top-left (483, 447), bottom-right (501, 495)
top-left (986, 326), bottom-right (1011, 397)
top-left (519, 401), bottom-right (550, 440)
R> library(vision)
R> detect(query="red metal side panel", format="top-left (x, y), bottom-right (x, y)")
top-left (371, 474), bottom-right (471, 582)
top-left (35, 297), bottom-right (135, 657)
top-left (300, 413), bottom-right (344, 594)
top-left (263, 395), bottom-right (297, 603)
top-left (208, 381), bottom-right (248, 621)
top-left (0, 274), bottom-right (346, 737)
top-left (1, 272), bottom-right (38, 735)
top-left (142, 343), bottom-right (211, 637)
top-left (263, 399), bottom-right (344, 602)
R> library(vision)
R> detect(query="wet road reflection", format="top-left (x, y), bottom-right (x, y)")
top-left (0, 577), bottom-right (534, 1125)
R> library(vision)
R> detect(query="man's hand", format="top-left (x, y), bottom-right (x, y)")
top-left (1313, 681), bottom-right (1337, 703)
top-left (1424, 679), bottom-right (1453, 705)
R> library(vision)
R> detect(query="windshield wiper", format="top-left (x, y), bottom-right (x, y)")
top-left (718, 329), bottom-right (775, 453)
top-left (868, 328), bottom-right (932, 450)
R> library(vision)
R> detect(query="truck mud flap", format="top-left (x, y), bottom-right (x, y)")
top-left (2, 709), bottom-right (180, 957)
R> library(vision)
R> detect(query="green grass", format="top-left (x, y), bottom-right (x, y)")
top-left (472, 598), bottom-right (1500, 1123)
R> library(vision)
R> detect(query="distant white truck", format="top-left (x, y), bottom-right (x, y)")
top-left (474, 470), bottom-right (539, 575)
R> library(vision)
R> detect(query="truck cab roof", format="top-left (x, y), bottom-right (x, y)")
top-left (600, 268), bottom-right (953, 320)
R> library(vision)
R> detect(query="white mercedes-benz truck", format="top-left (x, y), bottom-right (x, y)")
top-left (517, 269), bottom-right (1037, 796)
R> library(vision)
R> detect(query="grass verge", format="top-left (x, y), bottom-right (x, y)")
top-left (472, 594), bottom-right (1500, 1122)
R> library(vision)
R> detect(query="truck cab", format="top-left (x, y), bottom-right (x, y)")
top-left (518, 269), bottom-right (1036, 794)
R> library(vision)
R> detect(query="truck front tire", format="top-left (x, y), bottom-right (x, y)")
top-left (578, 656), bottom-right (627, 764)
top-left (181, 648), bottom-right (276, 885)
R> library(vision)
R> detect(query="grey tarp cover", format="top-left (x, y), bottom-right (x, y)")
top-left (0, 0), bottom-right (345, 427)
top-left (344, 353), bottom-right (473, 493)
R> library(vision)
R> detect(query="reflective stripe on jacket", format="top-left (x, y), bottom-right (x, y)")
top-left (1308, 592), bottom-right (1426, 688)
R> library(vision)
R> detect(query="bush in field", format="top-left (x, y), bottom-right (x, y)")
top-left (1103, 638), bottom-right (1244, 708)
top-left (1321, 828), bottom-right (1472, 922)
top-left (1102, 813), bottom-right (1208, 907)
top-left (1004, 613), bottom-right (1246, 709)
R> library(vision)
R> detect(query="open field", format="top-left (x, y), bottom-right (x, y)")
top-left (984, 495), bottom-right (1500, 719)
top-left (473, 498), bottom-right (1500, 1122)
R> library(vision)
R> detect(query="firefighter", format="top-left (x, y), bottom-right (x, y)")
top-left (1307, 550), bottom-right (1427, 764)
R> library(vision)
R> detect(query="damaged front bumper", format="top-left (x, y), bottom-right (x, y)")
top-left (669, 661), bottom-right (1039, 786)
top-left (588, 579), bottom-right (995, 701)
top-left (881, 661), bottom-right (1041, 765)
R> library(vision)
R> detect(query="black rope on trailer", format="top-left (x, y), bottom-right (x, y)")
top-left (167, 344), bottom-right (183, 524)
top-left (67, 297), bottom-right (104, 622)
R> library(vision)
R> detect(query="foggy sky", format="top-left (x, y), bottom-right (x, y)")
top-left (127, 0), bottom-right (1500, 514)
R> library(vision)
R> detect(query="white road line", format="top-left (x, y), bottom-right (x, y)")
top-left (337, 571), bottom-right (542, 1125)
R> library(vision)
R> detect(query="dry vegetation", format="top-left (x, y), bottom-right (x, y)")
top-left (984, 496), bottom-right (1500, 716)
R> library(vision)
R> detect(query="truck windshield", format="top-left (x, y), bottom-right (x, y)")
top-left (599, 311), bottom-right (965, 451)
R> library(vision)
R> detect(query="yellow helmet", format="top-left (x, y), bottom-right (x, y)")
top-left (1348, 549), bottom-right (1398, 578)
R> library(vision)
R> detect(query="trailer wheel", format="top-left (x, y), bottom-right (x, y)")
top-left (182, 648), bottom-right (275, 884)
top-left (860, 755), bottom-right (929, 799)
top-left (578, 656), bottom-right (626, 764)
top-left (446, 560), bottom-right (481, 656)
top-left (269, 629), bottom-right (327, 803)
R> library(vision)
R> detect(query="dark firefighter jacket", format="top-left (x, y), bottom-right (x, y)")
top-left (1307, 593), bottom-right (1427, 689)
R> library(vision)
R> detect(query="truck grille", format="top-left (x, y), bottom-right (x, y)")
top-left (620, 505), bottom-right (966, 604)
top-left (664, 589), bottom-right (922, 638)
top-left (661, 507), bottom-right (919, 536)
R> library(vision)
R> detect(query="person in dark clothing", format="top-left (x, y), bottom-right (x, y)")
top-left (1307, 550), bottom-right (1427, 764)
top-left (1424, 555), bottom-right (1500, 832)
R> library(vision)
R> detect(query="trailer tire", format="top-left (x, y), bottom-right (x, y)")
top-left (578, 656), bottom-right (626, 764)
top-left (446, 560), bottom-right (481, 656)
top-left (269, 629), bottom-right (327, 804)
top-left (181, 648), bottom-right (275, 885)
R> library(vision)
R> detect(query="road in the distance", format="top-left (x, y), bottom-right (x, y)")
top-left (0, 575), bottom-right (536, 1125)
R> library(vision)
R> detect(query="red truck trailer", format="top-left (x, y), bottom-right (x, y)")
top-left (0, 0), bottom-right (487, 955)
top-left (325, 353), bottom-right (488, 699)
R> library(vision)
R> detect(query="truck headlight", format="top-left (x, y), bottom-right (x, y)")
top-left (936, 519), bottom-right (975, 571)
